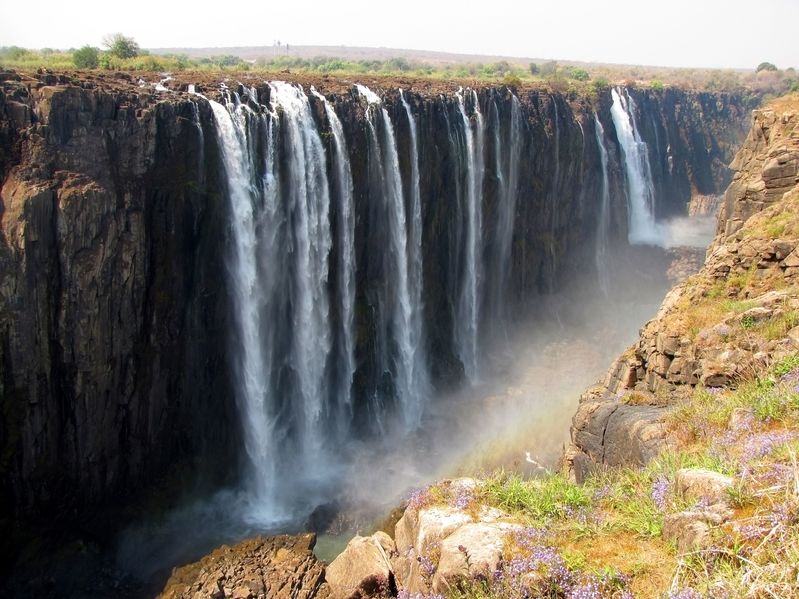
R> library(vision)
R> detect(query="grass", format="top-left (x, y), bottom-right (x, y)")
top-left (404, 352), bottom-right (799, 598)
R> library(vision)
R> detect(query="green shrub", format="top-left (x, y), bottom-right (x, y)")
top-left (1, 46), bottom-right (30, 60)
top-left (72, 45), bottom-right (99, 69)
top-left (592, 77), bottom-right (610, 92)
top-left (570, 68), bottom-right (590, 82)
top-left (503, 73), bottom-right (523, 89)
top-left (756, 61), bottom-right (778, 72)
top-left (651, 80), bottom-right (664, 90)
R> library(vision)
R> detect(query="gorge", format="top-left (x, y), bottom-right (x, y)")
top-left (0, 70), bottom-right (751, 593)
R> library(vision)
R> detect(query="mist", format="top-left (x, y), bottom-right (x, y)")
top-left (115, 233), bottom-right (687, 582)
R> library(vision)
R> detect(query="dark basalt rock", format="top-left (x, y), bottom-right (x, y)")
top-left (0, 72), bottom-right (750, 550)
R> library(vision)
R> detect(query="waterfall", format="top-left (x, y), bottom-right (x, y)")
top-left (454, 89), bottom-right (485, 382)
top-left (208, 97), bottom-right (280, 511)
top-left (610, 87), bottom-right (660, 245)
top-left (488, 92), bottom-right (522, 339)
top-left (268, 82), bottom-right (333, 472)
top-left (400, 90), bottom-right (429, 407)
top-left (358, 85), bottom-right (425, 431)
top-left (594, 113), bottom-right (611, 295)
top-left (208, 82), bottom-right (347, 519)
top-left (312, 88), bottom-right (356, 436)
top-left (551, 98), bottom-right (561, 234)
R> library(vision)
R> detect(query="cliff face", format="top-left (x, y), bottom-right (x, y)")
top-left (0, 71), bottom-right (749, 528)
top-left (0, 74), bottom-right (239, 523)
top-left (565, 102), bottom-right (799, 481)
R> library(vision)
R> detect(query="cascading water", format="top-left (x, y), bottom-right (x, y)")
top-left (593, 113), bottom-right (611, 295)
top-left (205, 82), bottom-right (675, 525)
top-left (454, 89), bottom-right (485, 383)
top-left (312, 88), bottom-right (356, 437)
top-left (400, 90), bottom-right (430, 406)
top-left (358, 85), bottom-right (426, 431)
top-left (209, 82), bottom-right (349, 520)
top-left (487, 92), bottom-right (522, 342)
top-left (209, 97), bottom-right (281, 513)
top-left (550, 98), bottom-right (561, 234)
top-left (268, 82), bottom-right (333, 476)
top-left (610, 87), bottom-right (660, 245)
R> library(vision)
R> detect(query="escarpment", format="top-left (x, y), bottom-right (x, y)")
top-left (0, 70), bottom-right (749, 537)
top-left (565, 101), bottom-right (799, 481)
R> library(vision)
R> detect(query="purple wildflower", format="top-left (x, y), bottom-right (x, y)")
top-left (416, 553), bottom-right (436, 577)
top-left (452, 486), bottom-right (474, 510)
top-left (397, 592), bottom-right (445, 599)
top-left (651, 476), bottom-right (670, 511)
top-left (741, 430), bottom-right (798, 462)
top-left (738, 523), bottom-right (769, 541)
top-left (669, 588), bottom-right (703, 599)
top-left (592, 484), bottom-right (612, 502)
top-left (567, 580), bottom-right (603, 599)
top-left (407, 486), bottom-right (430, 510)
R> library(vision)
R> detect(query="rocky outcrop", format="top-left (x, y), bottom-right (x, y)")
top-left (159, 533), bottom-right (329, 599)
top-left (565, 101), bottom-right (799, 482)
top-left (325, 533), bottom-right (396, 599)
top-left (717, 108), bottom-right (798, 238)
top-left (688, 194), bottom-right (723, 216)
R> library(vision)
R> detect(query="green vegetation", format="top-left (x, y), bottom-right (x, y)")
top-left (410, 354), bottom-right (799, 598)
top-left (103, 33), bottom-right (139, 59)
top-left (569, 67), bottom-right (590, 81)
top-left (0, 41), bottom-right (797, 96)
top-left (72, 45), bottom-right (99, 69)
top-left (756, 61), bottom-right (778, 72)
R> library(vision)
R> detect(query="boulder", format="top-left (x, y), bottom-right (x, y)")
top-left (394, 506), bottom-right (472, 555)
top-left (663, 503), bottom-right (733, 553)
top-left (675, 468), bottom-right (735, 504)
top-left (326, 533), bottom-right (396, 599)
top-left (432, 522), bottom-right (522, 593)
top-left (158, 534), bottom-right (329, 599)
top-left (663, 512), bottom-right (712, 552)
top-left (602, 405), bottom-right (672, 467)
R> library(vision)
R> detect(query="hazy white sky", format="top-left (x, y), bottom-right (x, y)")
top-left (1, 0), bottom-right (796, 69)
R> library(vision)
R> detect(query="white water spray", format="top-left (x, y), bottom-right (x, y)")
top-left (593, 113), bottom-right (611, 295)
top-left (455, 89), bottom-right (485, 382)
top-left (610, 88), bottom-right (660, 245)
top-left (358, 86), bottom-right (426, 431)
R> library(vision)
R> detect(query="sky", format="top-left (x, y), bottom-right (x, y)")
top-left (1, 0), bottom-right (797, 70)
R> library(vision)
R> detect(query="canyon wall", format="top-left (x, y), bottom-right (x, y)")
top-left (0, 71), bottom-right (749, 527)
top-left (565, 103), bottom-right (799, 481)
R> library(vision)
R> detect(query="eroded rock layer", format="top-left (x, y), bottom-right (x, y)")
top-left (566, 105), bottom-right (799, 481)
top-left (0, 70), bottom-right (749, 529)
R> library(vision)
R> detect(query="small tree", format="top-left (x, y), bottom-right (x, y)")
top-left (570, 68), bottom-right (590, 81)
top-left (73, 45), bottom-right (99, 68)
top-left (756, 62), bottom-right (778, 72)
top-left (103, 33), bottom-right (139, 59)
top-left (503, 73), bottom-right (523, 89)
top-left (529, 62), bottom-right (540, 75)
top-left (592, 77), bottom-right (610, 92)
top-left (540, 60), bottom-right (559, 75)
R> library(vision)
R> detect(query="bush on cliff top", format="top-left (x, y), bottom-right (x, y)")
top-left (72, 46), bottom-right (99, 69)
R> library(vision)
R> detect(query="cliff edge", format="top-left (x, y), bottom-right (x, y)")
top-left (565, 97), bottom-right (799, 482)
